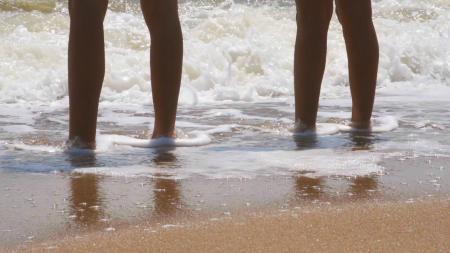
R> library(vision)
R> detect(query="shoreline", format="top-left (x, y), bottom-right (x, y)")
top-left (5, 198), bottom-right (449, 253)
top-left (1, 155), bottom-right (449, 249)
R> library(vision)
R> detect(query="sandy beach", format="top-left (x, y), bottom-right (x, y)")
top-left (4, 199), bottom-right (448, 253)
top-left (1, 155), bottom-right (449, 252)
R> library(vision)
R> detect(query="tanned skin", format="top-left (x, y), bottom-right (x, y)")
top-left (68, 0), bottom-right (182, 149)
top-left (294, 0), bottom-right (379, 131)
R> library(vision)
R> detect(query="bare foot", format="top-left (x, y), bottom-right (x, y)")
top-left (152, 130), bottom-right (177, 139)
top-left (350, 120), bottom-right (372, 131)
top-left (66, 137), bottom-right (96, 150)
top-left (293, 120), bottom-right (316, 136)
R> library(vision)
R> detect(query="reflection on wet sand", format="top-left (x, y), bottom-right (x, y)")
top-left (348, 133), bottom-right (379, 199)
top-left (65, 138), bottom-right (380, 230)
top-left (293, 135), bottom-right (318, 150)
top-left (292, 131), bottom-right (380, 202)
top-left (295, 176), bottom-right (324, 201)
top-left (349, 131), bottom-right (375, 151)
top-left (70, 174), bottom-right (103, 227)
top-left (67, 153), bottom-right (104, 227)
top-left (293, 129), bottom-right (377, 151)
top-left (66, 149), bottom-right (185, 228)
top-left (151, 150), bottom-right (183, 217)
top-left (348, 176), bottom-right (379, 199)
top-left (293, 175), bottom-right (380, 202)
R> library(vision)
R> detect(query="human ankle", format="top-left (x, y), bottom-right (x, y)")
top-left (294, 120), bottom-right (316, 132)
top-left (152, 130), bottom-right (176, 139)
top-left (66, 137), bottom-right (96, 150)
top-left (350, 120), bottom-right (371, 130)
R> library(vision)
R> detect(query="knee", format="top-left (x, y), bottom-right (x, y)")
top-left (336, 3), bottom-right (374, 34)
top-left (142, 0), bottom-right (179, 28)
top-left (69, 0), bottom-right (108, 25)
top-left (296, 5), bottom-right (333, 36)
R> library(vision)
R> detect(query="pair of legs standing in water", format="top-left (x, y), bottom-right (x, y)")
top-left (295, 0), bottom-right (379, 131)
top-left (68, 0), bottom-right (182, 149)
top-left (68, 0), bottom-right (379, 148)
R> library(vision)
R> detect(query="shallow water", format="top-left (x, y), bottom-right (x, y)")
top-left (1, 99), bottom-right (449, 178)
top-left (0, 0), bottom-right (449, 203)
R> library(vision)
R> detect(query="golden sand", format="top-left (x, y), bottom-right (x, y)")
top-left (7, 199), bottom-right (449, 253)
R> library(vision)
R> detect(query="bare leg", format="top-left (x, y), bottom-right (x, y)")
top-left (141, 0), bottom-right (183, 138)
top-left (294, 0), bottom-right (334, 131)
top-left (336, 0), bottom-right (379, 128)
top-left (68, 0), bottom-right (108, 148)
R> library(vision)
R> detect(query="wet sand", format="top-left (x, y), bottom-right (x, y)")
top-left (1, 156), bottom-right (449, 251)
top-left (5, 199), bottom-right (449, 253)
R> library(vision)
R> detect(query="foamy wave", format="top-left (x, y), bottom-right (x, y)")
top-left (0, 0), bottom-right (57, 13)
top-left (73, 149), bottom-right (384, 179)
top-left (103, 133), bottom-right (212, 148)
top-left (0, 0), bottom-right (448, 105)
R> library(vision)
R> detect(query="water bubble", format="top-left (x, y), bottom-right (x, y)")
top-left (105, 227), bottom-right (116, 232)
top-left (405, 199), bottom-right (415, 204)
top-left (89, 205), bottom-right (100, 211)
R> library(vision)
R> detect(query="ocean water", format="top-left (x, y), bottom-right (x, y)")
top-left (0, 0), bottom-right (449, 179)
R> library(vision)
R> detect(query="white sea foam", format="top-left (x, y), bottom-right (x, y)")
top-left (73, 149), bottom-right (384, 179)
top-left (3, 131), bottom-right (212, 153)
top-left (293, 124), bottom-right (341, 137)
top-left (1, 124), bottom-right (36, 133)
top-left (338, 116), bottom-right (399, 133)
top-left (286, 116), bottom-right (399, 137)
top-left (105, 133), bottom-right (212, 148)
top-left (5, 143), bottom-right (61, 153)
top-left (0, 0), bottom-right (448, 105)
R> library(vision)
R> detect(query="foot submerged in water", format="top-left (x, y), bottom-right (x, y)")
top-left (349, 120), bottom-right (372, 132)
top-left (293, 121), bottom-right (317, 136)
top-left (65, 137), bottom-right (96, 151)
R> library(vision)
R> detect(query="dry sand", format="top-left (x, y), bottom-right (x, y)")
top-left (6, 199), bottom-right (449, 253)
